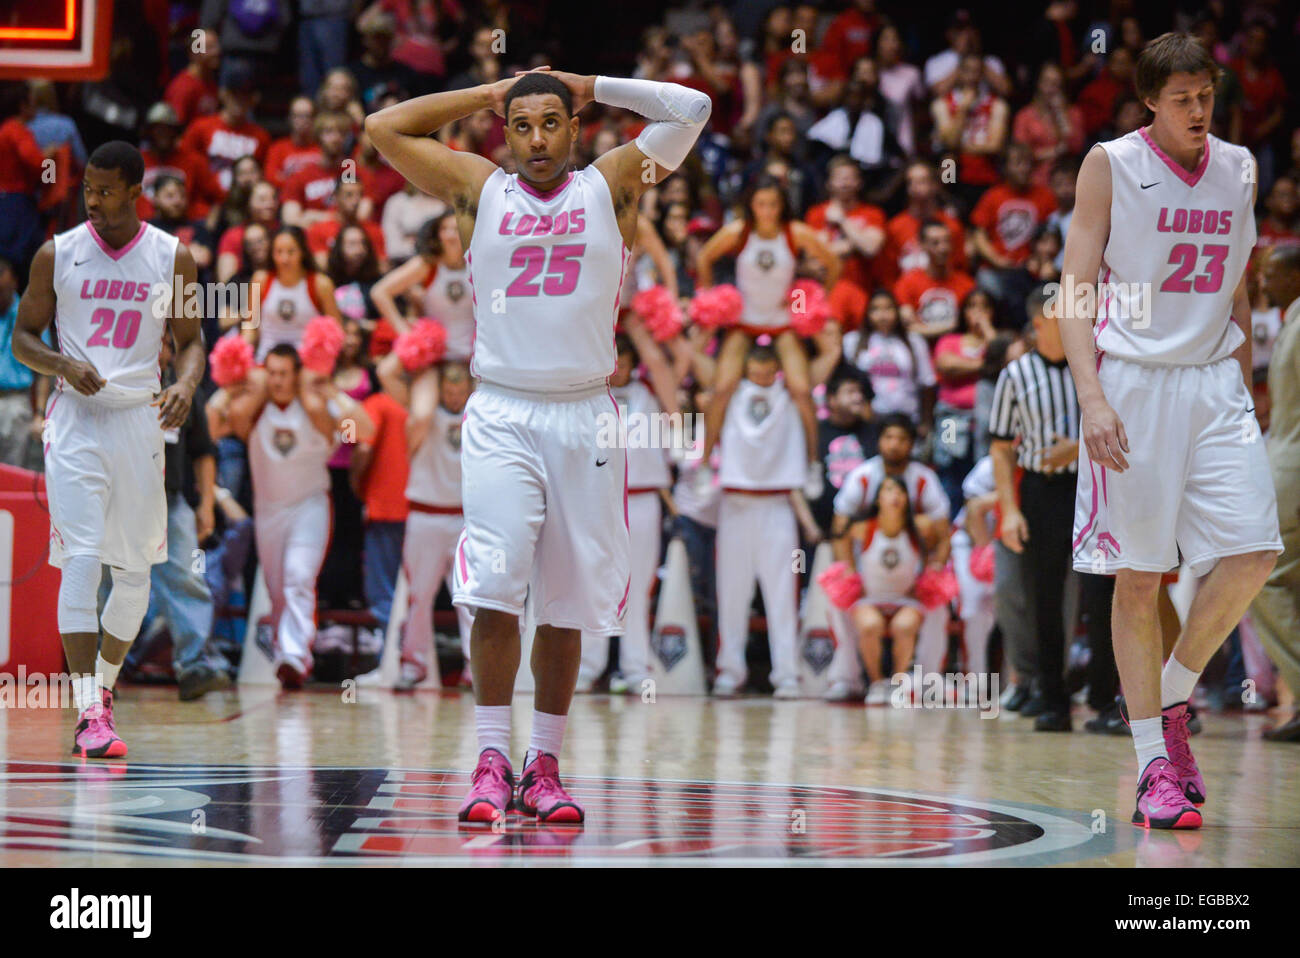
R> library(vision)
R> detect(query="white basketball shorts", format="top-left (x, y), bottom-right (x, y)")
top-left (452, 382), bottom-right (630, 635)
top-left (1072, 354), bottom-right (1283, 576)
top-left (44, 390), bottom-right (167, 572)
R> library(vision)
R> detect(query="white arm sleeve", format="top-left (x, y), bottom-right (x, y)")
top-left (593, 75), bottom-right (712, 171)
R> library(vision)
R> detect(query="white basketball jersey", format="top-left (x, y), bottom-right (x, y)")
top-left (954, 454), bottom-right (995, 531)
top-left (422, 261), bottom-right (475, 360)
top-left (1096, 129), bottom-right (1255, 365)
top-left (248, 398), bottom-right (335, 509)
top-left (856, 522), bottom-right (922, 603)
top-left (718, 378), bottom-right (805, 490)
top-left (52, 222), bottom-right (178, 408)
top-left (257, 275), bottom-right (320, 362)
top-left (467, 166), bottom-right (627, 391)
top-left (612, 378), bottom-right (671, 490)
top-left (833, 457), bottom-right (951, 522)
top-left (405, 404), bottom-right (463, 507)
top-left (735, 225), bottom-right (796, 328)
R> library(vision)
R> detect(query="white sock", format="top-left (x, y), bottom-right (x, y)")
top-left (525, 710), bottom-right (568, 768)
top-left (475, 705), bottom-right (512, 759)
top-left (1160, 655), bottom-right (1200, 709)
top-left (96, 654), bottom-right (122, 693)
top-left (72, 673), bottom-right (103, 714)
top-left (1131, 716), bottom-right (1167, 774)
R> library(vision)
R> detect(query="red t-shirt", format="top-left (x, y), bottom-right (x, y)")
top-left (283, 159), bottom-right (375, 214)
top-left (180, 114), bottom-right (271, 196)
top-left (0, 118), bottom-right (45, 193)
top-left (265, 139), bottom-right (323, 189)
top-left (819, 8), bottom-right (880, 78)
top-left (139, 145), bottom-right (223, 220)
top-left (306, 216), bottom-right (387, 261)
top-left (1231, 59), bottom-right (1287, 147)
top-left (894, 268), bottom-right (976, 334)
top-left (933, 333), bottom-right (984, 409)
top-left (164, 70), bottom-right (220, 126)
top-left (883, 209), bottom-right (968, 288)
top-left (359, 392), bottom-right (410, 522)
top-left (805, 201), bottom-right (887, 294)
top-left (970, 183), bottom-right (1057, 266)
top-left (828, 278), bottom-right (869, 332)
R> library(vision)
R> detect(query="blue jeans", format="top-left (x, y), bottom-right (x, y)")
top-left (364, 521), bottom-right (406, 633)
top-left (215, 436), bottom-right (247, 502)
top-left (298, 16), bottom-right (350, 98)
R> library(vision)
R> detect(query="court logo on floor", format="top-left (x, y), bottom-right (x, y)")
top-left (0, 761), bottom-right (1112, 865)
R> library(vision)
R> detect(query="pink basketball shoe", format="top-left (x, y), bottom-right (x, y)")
top-left (1131, 757), bottom-right (1201, 829)
top-left (457, 748), bottom-right (515, 823)
top-left (1162, 702), bottom-right (1206, 807)
top-left (72, 690), bottom-right (128, 759)
top-left (514, 752), bottom-right (584, 824)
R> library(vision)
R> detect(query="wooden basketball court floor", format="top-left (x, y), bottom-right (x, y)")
top-left (1, 685), bottom-right (1297, 867)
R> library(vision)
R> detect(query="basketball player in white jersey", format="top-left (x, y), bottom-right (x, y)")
top-left (1061, 33), bottom-right (1283, 829)
top-left (397, 362), bottom-right (475, 690)
top-left (12, 141), bottom-right (206, 757)
top-left (367, 67), bottom-right (710, 824)
top-left (208, 345), bottom-right (375, 688)
top-left (577, 333), bottom-right (677, 694)
top-left (713, 342), bottom-right (807, 698)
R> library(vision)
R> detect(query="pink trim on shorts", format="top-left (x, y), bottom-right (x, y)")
top-left (609, 386), bottom-right (631, 618)
top-left (456, 535), bottom-right (468, 583)
top-left (1073, 460), bottom-right (1102, 551)
top-left (86, 221), bottom-right (148, 261)
top-left (1138, 126), bottom-right (1211, 189)
top-left (516, 171), bottom-right (574, 201)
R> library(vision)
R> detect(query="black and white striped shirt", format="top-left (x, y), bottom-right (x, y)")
top-left (988, 351), bottom-right (1080, 474)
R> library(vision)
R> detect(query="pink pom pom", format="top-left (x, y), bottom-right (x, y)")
top-left (394, 318), bottom-right (448, 373)
top-left (632, 285), bottom-right (684, 342)
top-left (299, 316), bottom-right (345, 376)
top-left (914, 566), bottom-right (960, 610)
top-left (817, 560), bottom-right (864, 610)
top-left (787, 279), bottom-right (831, 337)
top-left (210, 333), bottom-right (254, 387)
top-left (688, 284), bottom-right (744, 330)
top-left (969, 543), bottom-right (995, 583)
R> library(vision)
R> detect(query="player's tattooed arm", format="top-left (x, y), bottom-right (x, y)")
top-left (156, 243), bottom-right (206, 429)
top-left (12, 242), bottom-right (105, 396)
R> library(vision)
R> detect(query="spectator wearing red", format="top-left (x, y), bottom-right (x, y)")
top-left (1257, 175), bottom-right (1300, 253)
top-left (806, 155), bottom-right (886, 295)
top-left (1077, 45), bottom-right (1135, 139)
top-left (309, 179), bottom-right (388, 271)
top-left (971, 143), bottom-right (1055, 323)
top-left (0, 84), bottom-right (49, 284)
top-left (1012, 62), bottom-right (1084, 187)
top-left (138, 102), bottom-right (222, 221)
top-left (180, 61), bottom-right (271, 197)
top-left (884, 160), bottom-right (968, 288)
top-left (1231, 20), bottom-right (1287, 189)
top-left (282, 112), bottom-right (374, 228)
top-left (265, 97), bottom-right (324, 190)
top-left (820, 0), bottom-right (881, 80)
top-left (370, 0), bottom-right (465, 81)
top-left (931, 52), bottom-right (1009, 208)
top-left (894, 219), bottom-right (975, 342)
top-left (165, 28), bottom-right (221, 125)
top-left (931, 287), bottom-right (998, 510)
top-left (216, 179), bottom-right (281, 283)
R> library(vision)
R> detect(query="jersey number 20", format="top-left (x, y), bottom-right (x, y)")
top-left (86, 307), bottom-right (143, 349)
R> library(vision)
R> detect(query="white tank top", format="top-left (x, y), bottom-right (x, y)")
top-left (856, 521), bottom-right (923, 603)
top-left (735, 225), bottom-right (796, 328)
top-left (611, 378), bottom-right (671, 490)
top-left (718, 378), bottom-right (805, 490)
top-left (257, 274), bottom-right (320, 362)
top-left (421, 261), bottom-right (475, 361)
top-left (1096, 128), bottom-right (1254, 366)
top-left (405, 404), bottom-right (463, 507)
top-left (52, 222), bottom-right (178, 408)
top-left (248, 397), bottom-right (335, 509)
top-left (466, 166), bottom-right (627, 391)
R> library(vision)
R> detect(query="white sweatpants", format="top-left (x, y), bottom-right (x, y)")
top-left (580, 492), bottom-right (661, 685)
top-left (715, 492), bottom-right (799, 688)
top-left (951, 530), bottom-right (996, 675)
top-left (401, 509), bottom-right (473, 677)
top-left (255, 493), bottom-right (330, 673)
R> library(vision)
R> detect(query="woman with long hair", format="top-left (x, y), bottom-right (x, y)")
top-left (844, 289), bottom-right (936, 434)
top-left (370, 210), bottom-right (473, 361)
top-left (695, 177), bottom-right (841, 480)
top-left (248, 225), bottom-right (343, 362)
top-left (327, 224), bottom-right (384, 324)
top-left (850, 475), bottom-right (936, 704)
top-left (932, 288), bottom-right (997, 512)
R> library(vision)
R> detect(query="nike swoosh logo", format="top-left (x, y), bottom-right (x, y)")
top-left (596, 457), bottom-right (608, 467)
top-left (74, 258), bottom-right (91, 266)
top-left (1140, 182), bottom-right (1161, 190)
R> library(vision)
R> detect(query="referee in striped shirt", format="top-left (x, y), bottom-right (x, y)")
top-left (989, 285), bottom-right (1081, 732)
